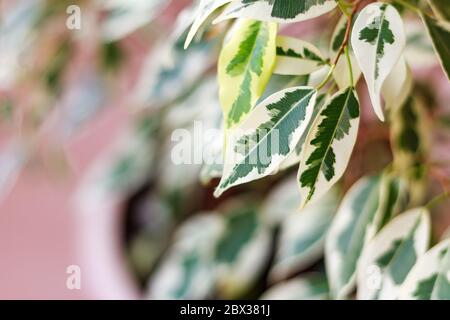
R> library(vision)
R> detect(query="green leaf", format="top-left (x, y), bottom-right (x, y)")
top-left (421, 14), bottom-right (450, 81)
top-left (400, 239), bottom-right (450, 300)
top-left (260, 273), bottom-right (329, 300)
top-left (270, 188), bottom-right (339, 282)
top-left (357, 208), bottom-right (430, 300)
top-left (218, 19), bottom-right (277, 128)
top-left (274, 36), bottom-right (326, 76)
top-left (298, 87), bottom-right (360, 208)
top-left (351, 3), bottom-right (406, 121)
top-left (214, 0), bottom-right (337, 23)
top-left (215, 86), bottom-right (317, 197)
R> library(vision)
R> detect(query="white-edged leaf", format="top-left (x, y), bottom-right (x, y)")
top-left (260, 273), bottom-right (329, 300)
top-left (214, 86), bottom-right (317, 197)
top-left (270, 188), bottom-right (339, 282)
top-left (218, 19), bottom-right (278, 128)
top-left (214, 204), bottom-right (271, 298)
top-left (357, 208), bottom-right (431, 300)
top-left (274, 36), bottom-right (327, 76)
top-left (351, 3), bottom-right (406, 121)
top-left (298, 87), bottom-right (360, 208)
top-left (399, 239), bottom-right (450, 300)
top-left (184, 0), bottom-right (233, 49)
top-left (381, 56), bottom-right (413, 111)
top-left (421, 14), bottom-right (450, 81)
top-left (326, 176), bottom-right (381, 299)
top-left (330, 14), bottom-right (362, 89)
top-left (146, 213), bottom-right (224, 299)
top-left (214, 0), bottom-right (337, 24)
top-left (326, 174), bottom-right (405, 299)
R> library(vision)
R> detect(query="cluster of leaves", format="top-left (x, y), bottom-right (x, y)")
top-left (143, 0), bottom-right (449, 299)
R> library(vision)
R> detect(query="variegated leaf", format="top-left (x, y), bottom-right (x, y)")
top-left (390, 96), bottom-right (430, 206)
top-left (381, 56), bottom-right (413, 111)
top-left (214, 204), bottom-right (271, 298)
top-left (421, 14), bottom-right (450, 81)
top-left (330, 14), bottom-right (362, 89)
top-left (298, 87), bottom-right (360, 208)
top-left (184, 0), bottom-right (233, 49)
top-left (357, 208), bottom-right (431, 300)
top-left (351, 3), bottom-right (406, 121)
top-left (214, 0), bottom-right (337, 24)
top-left (214, 86), bottom-right (317, 197)
top-left (270, 188), bottom-right (339, 282)
top-left (326, 174), bottom-right (405, 299)
top-left (428, 0), bottom-right (450, 22)
top-left (218, 19), bottom-right (277, 128)
top-left (274, 36), bottom-right (326, 76)
top-left (260, 273), bottom-right (329, 300)
top-left (146, 214), bottom-right (224, 299)
top-left (399, 239), bottom-right (450, 300)
top-left (280, 93), bottom-right (327, 170)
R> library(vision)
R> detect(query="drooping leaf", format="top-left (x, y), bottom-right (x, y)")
top-left (428, 0), bottom-right (450, 22)
top-left (218, 19), bottom-right (277, 128)
top-left (146, 214), bottom-right (224, 299)
top-left (214, 86), bottom-right (317, 197)
top-left (270, 188), bottom-right (339, 282)
top-left (298, 87), bottom-right (360, 207)
top-left (184, 0), bottom-right (233, 49)
top-left (421, 14), bottom-right (450, 81)
top-left (329, 14), bottom-right (361, 89)
top-left (356, 208), bottom-right (430, 300)
top-left (214, 0), bottom-right (337, 24)
top-left (351, 3), bottom-right (406, 121)
top-left (260, 273), bottom-right (329, 300)
top-left (274, 36), bottom-right (326, 76)
top-left (399, 239), bottom-right (450, 300)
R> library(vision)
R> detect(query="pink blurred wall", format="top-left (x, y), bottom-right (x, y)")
top-left (0, 102), bottom-right (130, 299)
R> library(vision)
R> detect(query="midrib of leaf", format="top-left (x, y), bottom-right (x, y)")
top-left (227, 22), bottom-right (271, 126)
top-left (374, 7), bottom-right (389, 80)
top-left (304, 89), bottom-right (354, 201)
top-left (225, 89), bottom-right (315, 181)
